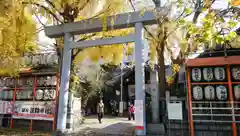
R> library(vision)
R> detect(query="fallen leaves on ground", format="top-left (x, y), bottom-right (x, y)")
top-left (0, 128), bottom-right (51, 136)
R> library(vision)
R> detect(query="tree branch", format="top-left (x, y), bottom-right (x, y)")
top-left (45, 0), bottom-right (56, 9)
top-left (36, 27), bottom-right (44, 33)
top-left (22, 1), bottom-right (64, 24)
top-left (34, 13), bottom-right (46, 27)
top-left (128, 0), bottom-right (136, 11)
top-left (144, 27), bottom-right (156, 40)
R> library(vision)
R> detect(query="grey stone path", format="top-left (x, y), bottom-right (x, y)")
top-left (66, 115), bottom-right (135, 136)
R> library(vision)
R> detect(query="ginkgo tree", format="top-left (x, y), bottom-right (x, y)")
top-left (22, 0), bottom-right (135, 95)
top-left (139, 0), bottom-right (240, 97)
top-left (0, 0), bottom-right (37, 76)
top-left (23, 1), bottom-right (133, 69)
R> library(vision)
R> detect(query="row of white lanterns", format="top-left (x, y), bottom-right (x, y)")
top-left (37, 76), bottom-right (57, 86)
top-left (35, 89), bottom-right (56, 100)
top-left (0, 89), bottom-right (56, 100)
top-left (23, 53), bottom-right (58, 66)
top-left (192, 67), bottom-right (240, 81)
top-left (192, 85), bottom-right (240, 100)
top-left (192, 67), bottom-right (226, 81)
top-left (0, 76), bottom-right (57, 87)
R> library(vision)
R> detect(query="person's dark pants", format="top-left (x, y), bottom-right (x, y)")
top-left (128, 112), bottom-right (134, 120)
top-left (98, 113), bottom-right (103, 123)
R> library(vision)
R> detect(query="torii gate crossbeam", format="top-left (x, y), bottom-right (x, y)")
top-left (44, 9), bottom-right (164, 136)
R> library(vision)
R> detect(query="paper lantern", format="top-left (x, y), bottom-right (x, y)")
top-left (40, 54), bottom-right (47, 65)
top-left (18, 78), bottom-right (23, 86)
top-left (38, 77), bottom-right (44, 86)
top-left (16, 91), bottom-right (21, 100)
top-left (46, 76), bottom-right (52, 86)
top-left (24, 56), bottom-right (32, 66)
top-left (27, 91), bottom-right (33, 99)
top-left (8, 90), bottom-right (13, 99)
top-left (234, 85), bottom-right (240, 100)
top-left (216, 85), bottom-right (228, 100)
top-left (2, 79), bottom-right (6, 87)
top-left (3, 91), bottom-right (8, 100)
top-left (9, 79), bottom-right (14, 86)
top-left (5, 79), bottom-right (9, 87)
top-left (52, 54), bottom-right (58, 65)
top-left (51, 76), bottom-right (57, 86)
top-left (0, 79), bottom-right (3, 86)
top-left (36, 89), bottom-right (43, 100)
top-left (26, 78), bottom-right (33, 86)
top-left (49, 54), bottom-right (58, 65)
top-left (192, 68), bottom-right (201, 81)
top-left (31, 55), bottom-right (37, 65)
top-left (21, 91), bottom-right (27, 99)
top-left (34, 55), bottom-right (41, 65)
top-left (232, 67), bottom-right (240, 80)
top-left (43, 77), bottom-right (48, 86)
top-left (203, 68), bottom-right (213, 81)
top-left (193, 86), bottom-right (203, 100)
top-left (0, 90), bottom-right (3, 100)
top-left (46, 54), bottom-right (52, 65)
top-left (43, 89), bottom-right (49, 100)
top-left (214, 67), bottom-right (225, 80)
top-left (49, 89), bottom-right (56, 100)
top-left (204, 86), bottom-right (215, 100)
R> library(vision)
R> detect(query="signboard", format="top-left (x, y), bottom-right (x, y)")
top-left (73, 98), bottom-right (81, 116)
top-left (167, 102), bottom-right (183, 120)
top-left (119, 101), bottom-right (124, 114)
top-left (12, 101), bottom-right (55, 121)
top-left (0, 101), bottom-right (12, 114)
top-left (135, 100), bottom-right (144, 126)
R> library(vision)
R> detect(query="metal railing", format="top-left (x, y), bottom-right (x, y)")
top-left (191, 101), bottom-right (240, 123)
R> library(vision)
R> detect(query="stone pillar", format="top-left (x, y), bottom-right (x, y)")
top-left (150, 70), bottom-right (159, 123)
top-left (56, 33), bottom-right (72, 132)
top-left (134, 22), bottom-right (146, 136)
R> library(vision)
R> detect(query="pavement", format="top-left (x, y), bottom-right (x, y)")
top-left (65, 115), bottom-right (135, 136)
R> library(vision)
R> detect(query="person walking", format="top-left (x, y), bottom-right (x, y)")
top-left (128, 104), bottom-right (135, 120)
top-left (97, 99), bottom-right (104, 123)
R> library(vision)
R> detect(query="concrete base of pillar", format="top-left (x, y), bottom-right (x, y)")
top-left (147, 123), bottom-right (165, 135)
top-left (52, 130), bottom-right (69, 136)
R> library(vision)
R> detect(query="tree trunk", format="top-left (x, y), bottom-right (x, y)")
top-left (157, 41), bottom-right (167, 98)
top-left (81, 94), bottom-right (90, 116)
top-left (156, 38), bottom-right (167, 123)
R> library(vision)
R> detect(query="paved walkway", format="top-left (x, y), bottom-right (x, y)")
top-left (67, 115), bottom-right (135, 136)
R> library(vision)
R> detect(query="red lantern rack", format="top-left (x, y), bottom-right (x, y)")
top-left (186, 56), bottom-right (240, 136)
top-left (0, 70), bottom-right (59, 132)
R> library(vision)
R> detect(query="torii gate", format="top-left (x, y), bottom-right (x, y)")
top-left (44, 9), bottom-right (165, 136)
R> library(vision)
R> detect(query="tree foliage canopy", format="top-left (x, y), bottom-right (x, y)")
top-left (129, 0), bottom-right (240, 96)
top-left (0, 0), bottom-right (37, 75)
top-left (24, 0), bottom-right (134, 66)
top-left (146, 0), bottom-right (240, 65)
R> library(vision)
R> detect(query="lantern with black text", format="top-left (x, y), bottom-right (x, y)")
top-left (204, 85), bottom-right (215, 100)
top-left (233, 85), bottom-right (240, 100)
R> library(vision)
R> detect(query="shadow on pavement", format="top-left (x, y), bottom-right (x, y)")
top-left (83, 115), bottom-right (128, 119)
top-left (65, 122), bottom-right (135, 136)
